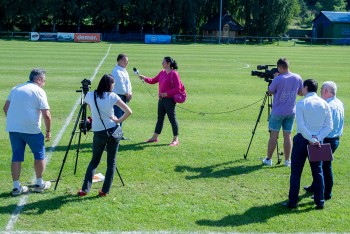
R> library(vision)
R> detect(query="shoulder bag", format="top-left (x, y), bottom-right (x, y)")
top-left (171, 72), bottom-right (187, 103)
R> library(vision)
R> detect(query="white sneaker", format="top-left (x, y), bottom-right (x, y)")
top-left (34, 181), bottom-right (51, 193)
top-left (284, 159), bottom-right (291, 167)
top-left (262, 158), bottom-right (272, 166)
top-left (12, 186), bottom-right (29, 196)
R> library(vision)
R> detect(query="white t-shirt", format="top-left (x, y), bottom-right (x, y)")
top-left (6, 82), bottom-right (50, 134)
top-left (84, 91), bottom-right (120, 131)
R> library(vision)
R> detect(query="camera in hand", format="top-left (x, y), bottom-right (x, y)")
top-left (251, 65), bottom-right (279, 84)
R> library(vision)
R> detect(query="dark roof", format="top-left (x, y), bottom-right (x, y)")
top-left (202, 14), bottom-right (244, 31)
top-left (314, 11), bottom-right (350, 23)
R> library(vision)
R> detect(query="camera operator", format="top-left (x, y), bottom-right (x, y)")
top-left (262, 58), bottom-right (303, 167)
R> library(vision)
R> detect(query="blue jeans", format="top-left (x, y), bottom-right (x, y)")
top-left (289, 133), bottom-right (324, 207)
top-left (113, 94), bottom-right (127, 128)
top-left (81, 129), bottom-right (120, 194)
top-left (309, 137), bottom-right (339, 199)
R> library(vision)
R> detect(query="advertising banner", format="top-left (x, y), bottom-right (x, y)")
top-left (30, 32), bottom-right (57, 41)
top-left (74, 33), bottom-right (101, 42)
top-left (145, 35), bottom-right (171, 44)
top-left (57, 32), bottom-right (74, 42)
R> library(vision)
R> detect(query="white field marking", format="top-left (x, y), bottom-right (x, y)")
top-left (5, 44), bottom-right (112, 232)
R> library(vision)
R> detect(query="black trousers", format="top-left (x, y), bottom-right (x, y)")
top-left (155, 97), bottom-right (178, 136)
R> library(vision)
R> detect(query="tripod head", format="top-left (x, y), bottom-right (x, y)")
top-left (76, 79), bottom-right (92, 134)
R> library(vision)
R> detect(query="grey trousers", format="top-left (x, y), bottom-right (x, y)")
top-left (82, 129), bottom-right (119, 193)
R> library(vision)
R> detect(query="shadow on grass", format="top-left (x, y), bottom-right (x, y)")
top-left (197, 197), bottom-right (314, 227)
top-left (0, 192), bottom-right (99, 215)
top-left (175, 159), bottom-right (262, 179)
top-left (51, 141), bottom-right (168, 153)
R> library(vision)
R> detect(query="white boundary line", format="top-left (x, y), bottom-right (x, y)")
top-left (5, 44), bottom-right (112, 232)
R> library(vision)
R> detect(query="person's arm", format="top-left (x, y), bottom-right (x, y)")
top-left (139, 71), bottom-right (161, 84)
top-left (3, 100), bottom-right (10, 116)
top-left (41, 109), bottom-right (52, 141)
top-left (110, 99), bottom-right (132, 123)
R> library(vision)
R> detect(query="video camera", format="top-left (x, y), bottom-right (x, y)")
top-left (80, 78), bottom-right (91, 95)
top-left (251, 65), bottom-right (279, 84)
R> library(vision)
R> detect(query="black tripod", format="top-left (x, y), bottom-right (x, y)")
top-left (243, 90), bottom-right (283, 164)
top-left (55, 80), bottom-right (124, 190)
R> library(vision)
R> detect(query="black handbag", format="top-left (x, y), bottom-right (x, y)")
top-left (94, 91), bottom-right (123, 141)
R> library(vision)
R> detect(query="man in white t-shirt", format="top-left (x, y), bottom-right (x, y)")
top-left (3, 69), bottom-right (52, 196)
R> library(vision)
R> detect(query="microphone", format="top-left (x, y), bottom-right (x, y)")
top-left (133, 67), bottom-right (144, 82)
top-left (133, 67), bottom-right (139, 75)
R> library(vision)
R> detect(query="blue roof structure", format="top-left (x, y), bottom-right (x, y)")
top-left (320, 11), bottom-right (350, 23)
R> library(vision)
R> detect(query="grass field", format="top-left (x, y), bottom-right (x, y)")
top-left (0, 40), bottom-right (350, 233)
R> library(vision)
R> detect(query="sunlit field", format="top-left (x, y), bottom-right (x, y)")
top-left (0, 40), bottom-right (350, 233)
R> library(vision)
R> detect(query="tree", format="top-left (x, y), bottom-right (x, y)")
top-left (315, 0), bottom-right (347, 11)
top-left (241, 0), bottom-right (300, 37)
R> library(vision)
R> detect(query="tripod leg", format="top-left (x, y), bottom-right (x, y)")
top-left (115, 165), bottom-right (125, 186)
top-left (55, 105), bottom-right (83, 190)
top-left (74, 130), bottom-right (83, 175)
top-left (244, 93), bottom-right (268, 159)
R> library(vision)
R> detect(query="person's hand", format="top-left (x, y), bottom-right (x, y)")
top-left (139, 75), bottom-right (145, 81)
top-left (309, 135), bottom-right (321, 147)
top-left (45, 131), bottom-right (51, 142)
top-left (110, 115), bottom-right (119, 123)
top-left (126, 93), bottom-right (132, 102)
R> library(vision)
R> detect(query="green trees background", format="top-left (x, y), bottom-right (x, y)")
top-left (0, 0), bottom-right (348, 36)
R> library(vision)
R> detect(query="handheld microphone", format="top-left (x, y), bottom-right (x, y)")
top-left (133, 67), bottom-right (139, 75)
top-left (133, 67), bottom-right (144, 82)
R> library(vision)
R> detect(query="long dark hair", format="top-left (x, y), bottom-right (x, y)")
top-left (164, 56), bottom-right (178, 70)
top-left (95, 74), bottom-right (115, 99)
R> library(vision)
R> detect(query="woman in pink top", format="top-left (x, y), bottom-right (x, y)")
top-left (139, 56), bottom-right (181, 146)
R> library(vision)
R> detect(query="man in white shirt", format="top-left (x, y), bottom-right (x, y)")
top-left (283, 79), bottom-right (333, 210)
top-left (111, 54), bottom-right (132, 140)
top-left (304, 81), bottom-right (344, 200)
top-left (3, 69), bottom-right (52, 196)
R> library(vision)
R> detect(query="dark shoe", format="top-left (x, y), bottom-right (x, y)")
top-left (315, 205), bottom-right (324, 210)
top-left (281, 201), bottom-right (297, 209)
top-left (78, 190), bottom-right (87, 197)
top-left (98, 190), bottom-right (107, 197)
top-left (304, 185), bottom-right (314, 193)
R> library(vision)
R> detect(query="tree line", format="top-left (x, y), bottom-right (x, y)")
top-left (0, 0), bottom-right (348, 37)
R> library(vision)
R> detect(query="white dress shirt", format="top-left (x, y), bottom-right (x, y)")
top-left (111, 65), bottom-right (132, 95)
top-left (296, 92), bottom-right (333, 143)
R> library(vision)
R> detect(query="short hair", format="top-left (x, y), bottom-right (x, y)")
top-left (322, 81), bottom-right (337, 95)
top-left (117, 53), bottom-right (127, 62)
top-left (277, 58), bottom-right (289, 69)
top-left (29, 69), bottom-right (46, 81)
top-left (303, 79), bottom-right (318, 93)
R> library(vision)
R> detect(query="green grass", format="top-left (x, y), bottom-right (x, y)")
top-left (0, 40), bottom-right (350, 232)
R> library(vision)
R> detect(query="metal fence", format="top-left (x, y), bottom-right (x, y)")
top-left (1, 31), bottom-right (350, 46)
